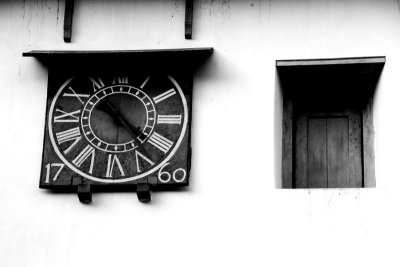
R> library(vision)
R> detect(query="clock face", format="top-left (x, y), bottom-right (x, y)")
top-left (47, 74), bottom-right (188, 183)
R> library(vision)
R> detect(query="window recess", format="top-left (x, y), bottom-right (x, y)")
top-left (277, 57), bottom-right (385, 188)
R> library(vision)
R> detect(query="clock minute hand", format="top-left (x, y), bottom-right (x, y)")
top-left (96, 100), bottom-right (154, 161)
top-left (97, 100), bottom-right (142, 139)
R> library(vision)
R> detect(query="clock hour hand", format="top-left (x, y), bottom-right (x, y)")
top-left (96, 100), bottom-right (142, 139)
top-left (96, 99), bottom-right (154, 162)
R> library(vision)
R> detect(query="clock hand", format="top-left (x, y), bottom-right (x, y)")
top-left (96, 100), bottom-right (154, 161)
top-left (97, 100), bottom-right (142, 139)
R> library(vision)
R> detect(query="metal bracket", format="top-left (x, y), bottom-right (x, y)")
top-left (64, 0), bottom-right (74, 42)
top-left (185, 0), bottom-right (193, 39)
top-left (137, 182), bottom-right (151, 203)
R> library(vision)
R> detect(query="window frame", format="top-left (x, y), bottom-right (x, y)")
top-left (277, 57), bottom-right (385, 188)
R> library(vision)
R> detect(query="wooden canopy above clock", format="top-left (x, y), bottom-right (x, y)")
top-left (23, 48), bottom-right (213, 70)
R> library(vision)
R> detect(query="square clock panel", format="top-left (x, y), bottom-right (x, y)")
top-left (23, 48), bottom-right (213, 202)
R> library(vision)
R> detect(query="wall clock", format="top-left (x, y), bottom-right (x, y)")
top-left (23, 48), bottom-right (213, 203)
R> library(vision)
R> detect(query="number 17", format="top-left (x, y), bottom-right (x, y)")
top-left (44, 163), bottom-right (65, 183)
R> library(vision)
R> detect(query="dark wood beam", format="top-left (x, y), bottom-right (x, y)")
top-left (185, 0), bottom-right (193, 39)
top-left (77, 184), bottom-right (92, 204)
top-left (64, 0), bottom-right (74, 42)
top-left (72, 176), bottom-right (92, 203)
top-left (137, 183), bottom-right (151, 203)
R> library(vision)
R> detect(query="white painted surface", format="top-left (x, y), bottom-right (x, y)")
top-left (1, 0), bottom-right (400, 266)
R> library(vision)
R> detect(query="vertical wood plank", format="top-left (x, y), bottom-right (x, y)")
top-left (327, 118), bottom-right (349, 187)
top-left (64, 0), bottom-right (74, 42)
top-left (307, 118), bottom-right (327, 188)
top-left (349, 111), bottom-right (363, 187)
top-left (295, 113), bottom-right (307, 188)
top-left (282, 98), bottom-right (293, 188)
top-left (185, 0), bottom-right (193, 39)
top-left (363, 97), bottom-right (376, 187)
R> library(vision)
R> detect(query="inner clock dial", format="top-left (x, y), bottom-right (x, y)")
top-left (81, 85), bottom-right (156, 153)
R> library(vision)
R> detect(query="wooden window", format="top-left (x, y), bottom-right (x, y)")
top-left (278, 57), bottom-right (385, 188)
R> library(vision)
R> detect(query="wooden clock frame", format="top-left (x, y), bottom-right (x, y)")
top-left (23, 48), bottom-right (213, 203)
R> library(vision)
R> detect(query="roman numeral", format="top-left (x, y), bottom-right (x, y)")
top-left (54, 109), bottom-right (80, 123)
top-left (55, 127), bottom-right (82, 154)
top-left (63, 87), bottom-right (90, 104)
top-left (148, 132), bottom-right (174, 153)
top-left (135, 150), bottom-right (155, 172)
top-left (89, 77), bottom-right (105, 92)
top-left (153, 89), bottom-right (176, 104)
top-left (157, 115), bottom-right (182, 124)
top-left (140, 76), bottom-right (150, 89)
top-left (72, 145), bottom-right (95, 174)
top-left (105, 154), bottom-right (126, 177)
top-left (112, 76), bottom-right (128, 84)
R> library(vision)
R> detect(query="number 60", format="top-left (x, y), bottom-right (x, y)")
top-left (158, 163), bottom-right (186, 183)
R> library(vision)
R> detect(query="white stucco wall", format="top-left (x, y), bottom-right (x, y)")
top-left (1, 0), bottom-right (400, 266)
